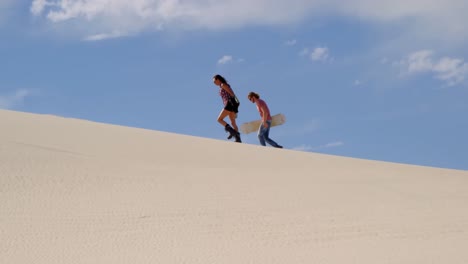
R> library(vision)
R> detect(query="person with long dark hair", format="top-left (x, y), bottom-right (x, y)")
top-left (213, 74), bottom-right (242, 143)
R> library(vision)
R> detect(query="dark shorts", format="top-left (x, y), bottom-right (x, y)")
top-left (224, 97), bottom-right (240, 113)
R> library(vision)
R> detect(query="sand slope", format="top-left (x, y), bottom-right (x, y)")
top-left (1, 109), bottom-right (467, 263)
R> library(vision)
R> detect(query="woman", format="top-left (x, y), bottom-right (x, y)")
top-left (213, 74), bottom-right (242, 143)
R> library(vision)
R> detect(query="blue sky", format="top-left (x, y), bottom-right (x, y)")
top-left (1, 0), bottom-right (467, 170)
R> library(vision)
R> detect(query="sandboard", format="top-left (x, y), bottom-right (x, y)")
top-left (240, 113), bottom-right (286, 134)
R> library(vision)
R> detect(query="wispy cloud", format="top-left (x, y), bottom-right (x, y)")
top-left (217, 55), bottom-right (233, 65)
top-left (301, 47), bottom-right (331, 62)
top-left (310, 47), bottom-right (330, 62)
top-left (397, 50), bottom-right (468, 86)
top-left (0, 89), bottom-right (32, 109)
top-left (217, 55), bottom-right (244, 65)
top-left (29, 0), bottom-right (468, 44)
top-left (83, 31), bottom-right (129, 41)
top-left (405, 50), bottom-right (434, 73)
top-left (30, 0), bottom-right (49, 15)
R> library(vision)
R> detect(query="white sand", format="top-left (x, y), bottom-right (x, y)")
top-left (1, 109), bottom-right (468, 263)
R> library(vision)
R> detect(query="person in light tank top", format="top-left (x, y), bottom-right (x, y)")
top-left (247, 92), bottom-right (283, 148)
top-left (213, 74), bottom-right (242, 143)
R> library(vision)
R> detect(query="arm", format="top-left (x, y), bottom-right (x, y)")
top-left (258, 102), bottom-right (269, 127)
top-left (262, 112), bottom-right (268, 127)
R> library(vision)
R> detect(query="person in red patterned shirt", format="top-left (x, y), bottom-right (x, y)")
top-left (213, 74), bottom-right (241, 143)
top-left (247, 92), bottom-right (282, 148)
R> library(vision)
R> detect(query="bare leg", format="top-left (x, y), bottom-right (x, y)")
top-left (217, 109), bottom-right (230, 127)
top-left (218, 108), bottom-right (236, 137)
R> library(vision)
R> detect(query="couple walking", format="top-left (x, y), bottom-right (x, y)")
top-left (213, 74), bottom-right (282, 148)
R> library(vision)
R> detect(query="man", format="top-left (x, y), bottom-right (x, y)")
top-left (247, 92), bottom-right (283, 148)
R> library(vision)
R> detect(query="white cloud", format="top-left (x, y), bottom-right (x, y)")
top-left (406, 50), bottom-right (434, 73)
top-left (217, 55), bottom-right (233, 65)
top-left (300, 46), bottom-right (331, 62)
top-left (30, 0), bottom-right (48, 15)
top-left (310, 47), bottom-right (330, 62)
top-left (399, 50), bottom-right (468, 86)
top-left (29, 0), bottom-right (468, 43)
top-left (84, 31), bottom-right (129, 41)
top-left (433, 57), bottom-right (468, 86)
top-left (0, 89), bottom-right (32, 109)
top-left (216, 56), bottom-right (244, 65)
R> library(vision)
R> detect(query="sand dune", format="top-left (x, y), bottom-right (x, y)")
top-left (1, 109), bottom-right (468, 263)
